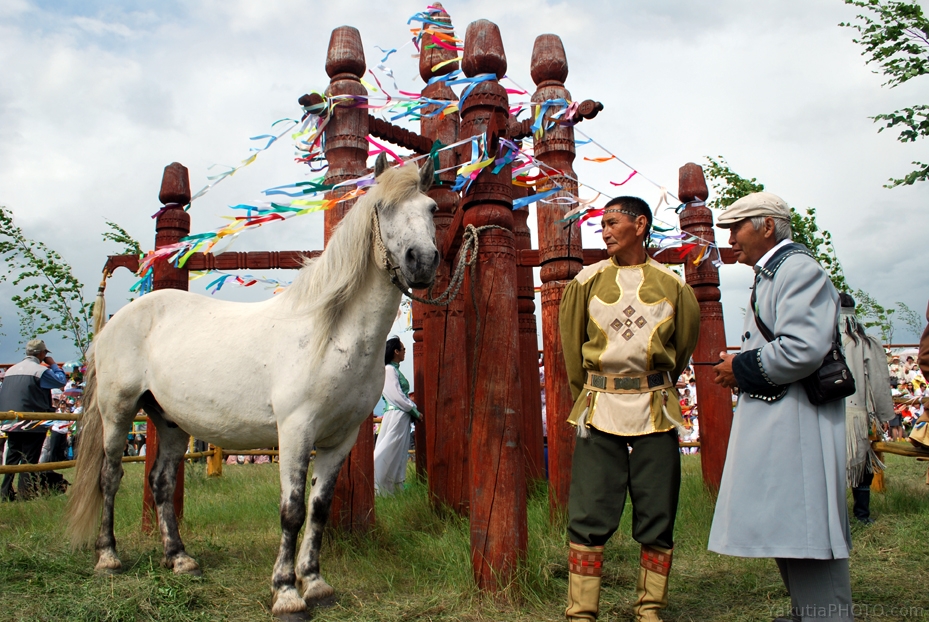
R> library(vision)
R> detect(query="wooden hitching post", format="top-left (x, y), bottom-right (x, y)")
top-left (529, 34), bottom-right (584, 513)
top-left (459, 18), bottom-right (527, 591)
top-left (144, 162), bottom-right (191, 532)
top-left (416, 2), bottom-right (470, 515)
top-left (322, 25), bottom-right (376, 533)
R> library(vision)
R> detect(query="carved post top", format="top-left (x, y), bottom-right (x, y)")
top-left (678, 163), bottom-right (709, 203)
top-left (419, 3), bottom-right (459, 81)
top-left (326, 26), bottom-right (365, 79)
top-left (531, 34), bottom-right (568, 86)
top-left (462, 20), bottom-right (506, 78)
top-left (159, 163), bottom-right (191, 205)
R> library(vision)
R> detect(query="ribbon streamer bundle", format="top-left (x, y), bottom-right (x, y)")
top-left (131, 5), bottom-right (721, 297)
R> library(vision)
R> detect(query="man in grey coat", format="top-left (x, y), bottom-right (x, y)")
top-left (709, 192), bottom-right (853, 622)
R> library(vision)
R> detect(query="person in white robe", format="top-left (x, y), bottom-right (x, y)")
top-left (373, 336), bottom-right (420, 495)
top-left (710, 192), bottom-right (853, 622)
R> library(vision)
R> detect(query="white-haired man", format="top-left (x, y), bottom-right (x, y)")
top-left (709, 192), bottom-right (853, 621)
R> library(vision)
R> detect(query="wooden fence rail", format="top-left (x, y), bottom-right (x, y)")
top-left (2, 411), bottom-right (148, 423)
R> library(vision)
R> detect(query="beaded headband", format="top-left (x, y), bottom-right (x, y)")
top-left (602, 208), bottom-right (644, 220)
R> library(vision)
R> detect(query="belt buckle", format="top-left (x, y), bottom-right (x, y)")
top-left (590, 374), bottom-right (607, 390)
top-left (646, 372), bottom-right (665, 389)
top-left (614, 377), bottom-right (640, 391)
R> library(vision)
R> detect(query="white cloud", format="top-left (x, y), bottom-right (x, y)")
top-left (72, 15), bottom-right (134, 38)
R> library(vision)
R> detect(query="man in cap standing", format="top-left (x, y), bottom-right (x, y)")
top-left (709, 193), bottom-right (853, 621)
top-left (0, 339), bottom-right (67, 501)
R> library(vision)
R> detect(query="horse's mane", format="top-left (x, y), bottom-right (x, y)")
top-left (279, 164), bottom-right (423, 353)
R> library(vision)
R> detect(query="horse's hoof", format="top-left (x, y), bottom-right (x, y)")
top-left (274, 613), bottom-right (310, 622)
top-left (302, 577), bottom-right (336, 608)
top-left (94, 552), bottom-right (122, 575)
top-left (171, 554), bottom-right (202, 576)
top-left (271, 587), bottom-right (307, 618)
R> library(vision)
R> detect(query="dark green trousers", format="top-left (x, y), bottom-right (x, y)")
top-left (568, 427), bottom-right (680, 549)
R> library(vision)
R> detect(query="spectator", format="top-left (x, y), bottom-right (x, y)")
top-left (0, 339), bottom-right (67, 501)
top-left (374, 337), bottom-right (420, 496)
top-left (838, 293), bottom-right (894, 525)
top-left (888, 355), bottom-right (902, 388)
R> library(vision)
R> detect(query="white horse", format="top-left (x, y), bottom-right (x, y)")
top-left (67, 154), bottom-right (438, 619)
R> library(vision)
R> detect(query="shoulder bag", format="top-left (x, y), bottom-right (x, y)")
top-left (750, 286), bottom-right (856, 405)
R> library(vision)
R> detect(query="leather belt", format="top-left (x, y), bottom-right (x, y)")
top-left (584, 370), bottom-right (673, 394)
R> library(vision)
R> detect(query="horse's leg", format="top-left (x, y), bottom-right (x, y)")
top-left (94, 416), bottom-right (130, 574)
top-left (295, 429), bottom-right (356, 606)
top-left (270, 427), bottom-right (314, 618)
top-left (148, 419), bottom-right (200, 576)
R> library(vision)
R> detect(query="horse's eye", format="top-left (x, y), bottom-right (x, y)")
top-left (429, 204), bottom-right (437, 215)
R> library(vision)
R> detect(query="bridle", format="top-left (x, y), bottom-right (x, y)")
top-left (371, 203), bottom-right (407, 292)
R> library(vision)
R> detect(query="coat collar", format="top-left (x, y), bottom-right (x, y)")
top-left (754, 242), bottom-right (814, 279)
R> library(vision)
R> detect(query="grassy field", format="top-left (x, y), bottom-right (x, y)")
top-left (1, 454), bottom-right (927, 621)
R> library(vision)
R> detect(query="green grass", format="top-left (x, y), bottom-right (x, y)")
top-left (1, 455), bottom-right (927, 621)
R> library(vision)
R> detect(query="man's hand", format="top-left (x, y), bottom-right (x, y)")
top-left (714, 351), bottom-right (739, 390)
top-left (43, 355), bottom-right (56, 366)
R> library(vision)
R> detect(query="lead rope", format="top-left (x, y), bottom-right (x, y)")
top-left (371, 207), bottom-right (506, 307)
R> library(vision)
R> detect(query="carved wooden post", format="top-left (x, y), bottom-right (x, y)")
top-left (459, 19), bottom-right (527, 590)
top-left (513, 200), bottom-right (545, 481)
top-left (529, 35), bottom-right (584, 513)
top-left (143, 162), bottom-right (190, 532)
top-left (323, 26), bottom-right (375, 532)
top-left (678, 163), bottom-right (731, 491)
top-left (416, 3), bottom-right (469, 514)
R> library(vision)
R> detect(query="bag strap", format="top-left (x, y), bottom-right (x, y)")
top-left (750, 281), bottom-right (776, 343)
top-left (750, 275), bottom-right (841, 345)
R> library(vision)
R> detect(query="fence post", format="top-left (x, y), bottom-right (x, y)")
top-left (206, 445), bottom-right (223, 477)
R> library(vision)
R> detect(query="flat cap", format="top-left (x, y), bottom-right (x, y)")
top-left (26, 339), bottom-right (49, 355)
top-left (716, 192), bottom-right (791, 228)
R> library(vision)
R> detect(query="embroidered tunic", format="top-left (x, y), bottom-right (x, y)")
top-left (560, 256), bottom-right (700, 436)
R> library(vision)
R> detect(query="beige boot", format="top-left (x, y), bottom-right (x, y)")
top-left (565, 542), bottom-right (603, 621)
top-left (633, 544), bottom-right (672, 622)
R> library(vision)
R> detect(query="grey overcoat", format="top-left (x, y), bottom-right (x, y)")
top-left (708, 244), bottom-right (851, 559)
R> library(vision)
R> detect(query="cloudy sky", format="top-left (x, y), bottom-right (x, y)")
top-left (1, 0), bottom-right (927, 369)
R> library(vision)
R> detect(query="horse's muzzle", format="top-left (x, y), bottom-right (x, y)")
top-left (403, 247), bottom-right (439, 289)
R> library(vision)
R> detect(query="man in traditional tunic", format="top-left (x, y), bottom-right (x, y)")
top-left (559, 196), bottom-right (700, 621)
top-left (710, 192), bottom-right (853, 622)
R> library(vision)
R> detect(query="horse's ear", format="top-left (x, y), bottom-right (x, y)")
top-left (374, 153), bottom-right (389, 178)
top-left (419, 156), bottom-right (434, 192)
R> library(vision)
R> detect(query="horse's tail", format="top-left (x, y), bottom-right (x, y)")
top-left (91, 270), bottom-right (109, 337)
top-left (66, 347), bottom-right (104, 550)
